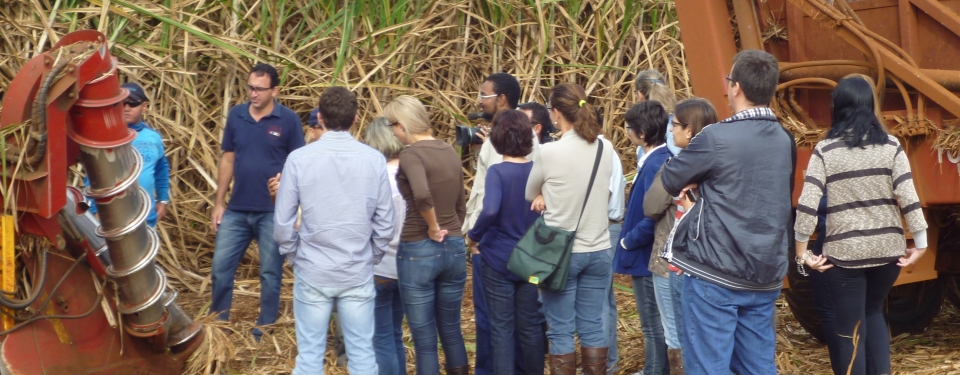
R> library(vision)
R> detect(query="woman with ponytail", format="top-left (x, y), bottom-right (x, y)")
top-left (526, 83), bottom-right (615, 375)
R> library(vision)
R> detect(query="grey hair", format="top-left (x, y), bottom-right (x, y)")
top-left (363, 117), bottom-right (404, 160)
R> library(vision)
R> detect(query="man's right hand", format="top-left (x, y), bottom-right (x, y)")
top-left (268, 173), bottom-right (281, 198)
top-left (211, 204), bottom-right (225, 232)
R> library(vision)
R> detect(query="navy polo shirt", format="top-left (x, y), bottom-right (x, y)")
top-left (222, 101), bottom-right (305, 212)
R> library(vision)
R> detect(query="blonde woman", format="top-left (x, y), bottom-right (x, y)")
top-left (363, 117), bottom-right (409, 375)
top-left (634, 70), bottom-right (680, 158)
top-left (383, 95), bottom-right (468, 375)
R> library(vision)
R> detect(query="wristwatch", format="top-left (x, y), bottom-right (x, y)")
top-left (158, 200), bottom-right (169, 205)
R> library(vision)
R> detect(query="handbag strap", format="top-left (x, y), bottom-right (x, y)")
top-left (573, 141), bottom-right (604, 232)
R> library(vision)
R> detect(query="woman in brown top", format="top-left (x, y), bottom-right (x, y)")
top-left (384, 95), bottom-right (468, 375)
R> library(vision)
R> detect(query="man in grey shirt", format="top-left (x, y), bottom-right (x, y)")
top-left (275, 87), bottom-right (395, 375)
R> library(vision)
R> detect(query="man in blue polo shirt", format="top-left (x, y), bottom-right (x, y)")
top-left (210, 63), bottom-right (305, 340)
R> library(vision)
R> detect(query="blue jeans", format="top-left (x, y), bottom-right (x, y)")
top-left (292, 271), bottom-right (377, 375)
top-left (374, 276), bottom-right (406, 375)
top-left (541, 249), bottom-right (612, 354)
top-left (398, 237), bottom-right (468, 374)
top-left (481, 263), bottom-right (546, 375)
top-left (633, 276), bottom-right (668, 375)
top-left (603, 224), bottom-right (621, 373)
top-left (653, 274), bottom-right (680, 349)
top-left (681, 276), bottom-right (779, 375)
top-left (211, 209), bottom-right (282, 334)
top-left (669, 272), bottom-right (686, 350)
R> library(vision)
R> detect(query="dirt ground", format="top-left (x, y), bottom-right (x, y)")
top-left (176, 266), bottom-right (960, 374)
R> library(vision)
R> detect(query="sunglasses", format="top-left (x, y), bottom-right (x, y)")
top-left (123, 101), bottom-right (144, 108)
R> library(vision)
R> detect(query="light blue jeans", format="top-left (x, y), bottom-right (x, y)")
top-left (541, 249), bottom-right (613, 354)
top-left (292, 270), bottom-right (377, 375)
top-left (653, 274), bottom-right (680, 349)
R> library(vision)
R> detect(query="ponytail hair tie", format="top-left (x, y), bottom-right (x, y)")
top-left (578, 99), bottom-right (586, 108)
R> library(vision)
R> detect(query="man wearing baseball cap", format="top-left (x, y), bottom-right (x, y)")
top-left (86, 81), bottom-right (171, 227)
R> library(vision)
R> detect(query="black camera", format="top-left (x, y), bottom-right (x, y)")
top-left (455, 125), bottom-right (485, 148)
top-left (455, 112), bottom-right (488, 149)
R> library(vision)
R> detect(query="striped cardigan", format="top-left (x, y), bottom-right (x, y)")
top-left (795, 135), bottom-right (927, 268)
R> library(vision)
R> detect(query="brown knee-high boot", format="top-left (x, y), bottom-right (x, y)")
top-left (549, 352), bottom-right (577, 375)
top-left (580, 347), bottom-right (608, 375)
top-left (668, 348), bottom-right (684, 375)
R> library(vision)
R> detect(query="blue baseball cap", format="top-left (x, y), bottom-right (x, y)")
top-left (121, 82), bottom-right (149, 102)
top-left (308, 108), bottom-right (320, 127)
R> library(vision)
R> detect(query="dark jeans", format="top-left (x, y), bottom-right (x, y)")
top-left (681, 276), bottom-right (779, 375)
top-left (398, 237), bottom-right (468, 375)
top-left (826, 262), bottom-right (900, 375)
top-left (472, 255), bottom-right (527, 375)
top-left (210, 209), bottom-right (282, 338)
top-left (374, 276), bottom-right (406, 375)
top-left (481, 263), bottom-right (546, 375)
top-left (633, 276), bottom-right (668, 375)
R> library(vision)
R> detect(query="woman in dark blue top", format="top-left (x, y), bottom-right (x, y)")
top-left (467, 110), bottom-right (544, 375)
top-left (614, 101), bottom-right (673, 375)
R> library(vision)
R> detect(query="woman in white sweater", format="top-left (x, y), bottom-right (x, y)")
top-left (526, 83), bottom-right (614, 375)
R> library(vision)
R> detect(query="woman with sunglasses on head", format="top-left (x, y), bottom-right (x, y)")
top-left (634, 70), bottom-right (681, 162)
top-left (384, 95), bottom-right (469, 375)
top-left (518, 102), bottom-right (556, 144)
top-left (526, 83), bottom-right (614, 375)
top-left (642, 97), bottom-right (718, 375)
top-left (795, 75), bottom-right (927, 375)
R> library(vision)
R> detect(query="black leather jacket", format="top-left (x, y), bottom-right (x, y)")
top-left (662, 109), bottom-right (796, 291)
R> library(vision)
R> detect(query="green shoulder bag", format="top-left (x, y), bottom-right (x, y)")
top-left (507, 142), bottom-right (603, 292)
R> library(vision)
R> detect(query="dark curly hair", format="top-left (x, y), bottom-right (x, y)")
top-left (490, 110), bottom-right (534, 157)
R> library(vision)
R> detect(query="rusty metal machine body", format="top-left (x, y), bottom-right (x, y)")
top-left (0, 30), bottom-right (202, 373)
top-left (675, 0), bottom-right (960, 339)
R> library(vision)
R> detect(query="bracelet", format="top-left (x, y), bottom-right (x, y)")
top-left (795, 250), bottom-right (814, 277)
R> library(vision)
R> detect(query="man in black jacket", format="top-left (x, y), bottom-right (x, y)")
top-left (660, 49), bottom-right (795, 375)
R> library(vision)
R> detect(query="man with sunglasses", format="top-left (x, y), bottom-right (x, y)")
top-left (86, 82), bottom-right (171, 227)
top-left (211, 63), bottom-right (305, 341)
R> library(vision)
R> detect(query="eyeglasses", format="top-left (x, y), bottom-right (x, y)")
top-left (545, 105), bottom-right (552, 111)
top-left (247, 84), bottom-right (273, 93)
top-left (725, 75), bottom-right (735, 84)
top-left (477, 93), bottom-right (498, 101)
top-left (123, 101), bottom-right (143, 108)
top-left (388, 121), bottom-right (401, 128)
top-left (672, 120), bottom-right (687, 128)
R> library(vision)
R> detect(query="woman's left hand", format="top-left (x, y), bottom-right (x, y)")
top-left (898, 247), bottom-right (926, 267)
top-left (469, 243), bottom-right (481, 255)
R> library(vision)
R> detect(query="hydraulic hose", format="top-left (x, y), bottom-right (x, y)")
top-left (0, 249), bottom-right (48, 310)
top-left (22, 57), bottom-right (69, 171)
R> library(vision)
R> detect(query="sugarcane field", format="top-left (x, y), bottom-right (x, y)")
top-left (3, 0), bottom-right (960, 374)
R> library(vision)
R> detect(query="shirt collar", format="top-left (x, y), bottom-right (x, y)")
top-left (239, 101), bottom-right (282, 122)
top-left (638, 144), bottom-right (666, 169)
top-left (319, 131), bottom-right (354, 142)
top-left (722, 107), bottom-right (776, 123)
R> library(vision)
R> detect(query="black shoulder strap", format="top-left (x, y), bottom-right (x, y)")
top-left (574, 141), bottom-right (604, 232)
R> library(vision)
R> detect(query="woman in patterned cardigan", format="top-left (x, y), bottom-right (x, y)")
top-left (794, 75), bottom-right (927, 375)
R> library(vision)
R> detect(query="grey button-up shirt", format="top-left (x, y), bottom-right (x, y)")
top-left (274, 131), bottom-right (395, 288)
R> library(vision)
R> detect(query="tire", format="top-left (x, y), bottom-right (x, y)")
top-left (785, 259), bottom-right (944, 340)
top-left (885, 277), bottom-right (943, 336)
top-left (784, 255), bottom-right (826, 343)
top-left (946, 275), bottom-right (960, 309)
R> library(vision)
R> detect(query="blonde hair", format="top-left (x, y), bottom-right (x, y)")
top-left (364, 117), bottom-right (404, 159)
top-left (383, 95), bottom-right (432, 136)
top-left (635, 70), bottom-right (677, 113)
